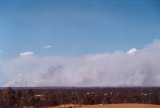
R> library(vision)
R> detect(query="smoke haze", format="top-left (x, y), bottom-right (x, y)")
top-left (1, 40), bottom-right (160, 87)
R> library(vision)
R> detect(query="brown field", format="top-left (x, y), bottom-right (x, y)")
top-left (45, 104), bottom-right (160, 108)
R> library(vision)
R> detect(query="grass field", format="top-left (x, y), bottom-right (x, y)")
top-left (48, 104), bottom-right (160, 108)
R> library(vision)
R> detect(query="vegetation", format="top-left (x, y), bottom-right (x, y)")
top-left (0, 87), bottom-right (160, 107)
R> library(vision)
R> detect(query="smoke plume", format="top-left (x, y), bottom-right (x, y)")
top-left (1, 40), bottom-right (160, 87)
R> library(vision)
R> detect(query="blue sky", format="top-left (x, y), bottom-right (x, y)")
top-left (0, 0), bottom-right (160, 58)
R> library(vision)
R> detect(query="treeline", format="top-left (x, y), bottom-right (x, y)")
top-left (0, 87), bottom-right (160, 107)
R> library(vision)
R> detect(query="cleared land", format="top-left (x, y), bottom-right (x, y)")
top-left (81, 104), bottom-right (160, 108)
top-left (49, 104), bottom-right (160, 108)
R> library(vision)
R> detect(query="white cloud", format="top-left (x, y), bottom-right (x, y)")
top-left (19, 51), bottom-right (34, 56)
top-left (127, 48), bottom-right (139, 55)
top-left (1, 40), bottom-right (160, 87)
top-left (43, 45), bottom-right (52, 48)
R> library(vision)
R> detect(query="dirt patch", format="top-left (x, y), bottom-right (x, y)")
top-left (47, 104), bottom-right (160, 108)
top-left (81, 104), bottom-right (160, 108)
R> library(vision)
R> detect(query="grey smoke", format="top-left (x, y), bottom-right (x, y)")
top-left (1, 39), bottom-right (160, 87)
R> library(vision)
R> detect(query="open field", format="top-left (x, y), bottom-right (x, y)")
top-left (48, 104), bottom-right (160, 108)
top-left (81, 104), bottom-right (160, 108)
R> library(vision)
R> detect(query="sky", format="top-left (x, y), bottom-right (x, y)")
top-left (0, 0), bottom-right (160, 58)
top-left (0, 0), bottom-right (160, 87)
